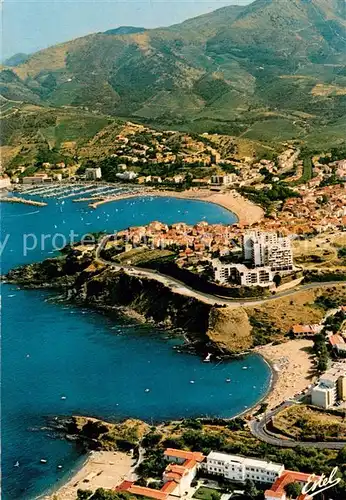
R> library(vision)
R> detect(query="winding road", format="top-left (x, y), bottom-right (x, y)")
top-left (249, 400), bottom-right (346, 450)
top-left (95, 235), bottom-right (345, 307)
top-left (94, 236), bottom-right (346, 450)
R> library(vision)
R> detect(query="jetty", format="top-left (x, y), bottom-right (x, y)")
top-left (0, 196), bottom-right (47, 207)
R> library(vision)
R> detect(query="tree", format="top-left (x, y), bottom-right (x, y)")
top-left (244, 479), bottom-right (258, 498)
top-left (210, 491), bottom-right (221, 500)
top-left (273, 274), bottom-right (282, 287)
top-left (337, 446), bottom-right (346, 463)
top-left (77, 490), bottom-right (92, 500)
top-left (284, 482), bottom-right (302, 499)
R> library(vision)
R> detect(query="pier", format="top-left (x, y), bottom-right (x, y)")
top-left (0, 196), bottom-right (47, 207)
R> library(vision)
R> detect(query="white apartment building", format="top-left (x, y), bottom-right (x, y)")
top-left (243, 231), bottom-right (293, 272)
top-left (85, 167), bottom-right (102, 180)
top-left (211, 175), bottom-right (234, 186)
top-left (116, 171), bottom-right (138, 181)
top-left (213, 260), bottom-right (273, 287)
top-left (311, 365), bottom-right (346, 408)
top-left (311, 382), bottom-right (337, 409)
top-left (204, 452), bottom-right (284, 484)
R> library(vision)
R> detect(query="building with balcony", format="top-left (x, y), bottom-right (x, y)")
top-left (243, 231), bottom-right (293, 272)
top-left (311, 365), bottom-right (346, 408)
top-left (203, 452), bottom-right (284, 484)
top-left (85, 167), bottom-right (102, 180)
top-left (213, 260), bottom-right (273, 287)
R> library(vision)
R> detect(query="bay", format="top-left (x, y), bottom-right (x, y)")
top-left (1, 196), bottom-right (271, 499)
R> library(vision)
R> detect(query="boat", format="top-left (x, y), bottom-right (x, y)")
top-left (57, 465), bottom-right (63, 469)
top-left (226, 378), bottom-right (231, 383)
top-left (40, 459), bottom-right (47, 464)
top-left (242, 366), bottom-right (248, 370)
top-left (61, 396), bottom-right (67, 400)
top-left (203, 353), bottom-right (212, 363)
top-left (190, 380), bottom-right (195, 384)
top-left (144, 388), bottom-right (150, 393)
top-left (14, 461), bottom-right (19, 467)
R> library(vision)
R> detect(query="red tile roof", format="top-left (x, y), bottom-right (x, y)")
top-left (329, 334), bottom-right (345, 346)
top-left (265, 470), bottom-right (320, 500)
top-left (161, 481), bottom-right (178, 493)
top-left (164, 448), bottom-right (204, 462)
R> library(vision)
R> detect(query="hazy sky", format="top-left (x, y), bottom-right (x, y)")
top-left (2, 0), bottom-right (251, 60)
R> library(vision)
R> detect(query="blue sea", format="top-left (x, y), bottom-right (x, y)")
top-left (1, 195), bottom-right (271, 499)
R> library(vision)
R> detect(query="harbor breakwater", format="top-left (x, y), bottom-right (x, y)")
top-left (0, 196), bottom-right (47, 207)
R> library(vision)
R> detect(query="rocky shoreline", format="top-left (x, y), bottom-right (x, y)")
top-left (4, 249), bottom-right (249, 358)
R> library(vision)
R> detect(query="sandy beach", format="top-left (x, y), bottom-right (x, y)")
top-left (254, 339), bottom-right (316, 410)
top-left (88, 188), bottom-right (264, 226)
top-left (44, 451), bottom-right (133, 500)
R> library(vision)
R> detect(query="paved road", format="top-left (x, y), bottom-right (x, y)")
top-left (95, 235), bottom-right (345, 307)
top-left (127, 446), bottom-right (146, 481)
top-left (95, 237), bottom-right (346, 450)
top-left (249, 400), bottom-right (346, 450)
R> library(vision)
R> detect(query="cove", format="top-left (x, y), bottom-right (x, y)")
top-left (1, 196), bottom-right (272, 499)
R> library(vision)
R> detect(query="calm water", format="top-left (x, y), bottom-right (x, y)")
top-left (1, 196), bottom-right (271, 499)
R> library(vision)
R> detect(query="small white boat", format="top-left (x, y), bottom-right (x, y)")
top-left (242, 366), bottom-right (248, 370)
top-left (61, 396), bottom-right (67, 400)
top-left (226, 378), bottom-right (231, 383)
top-left (14, 461), bottom-right (20, 467)
top-left (40, 459), bottom-right (47, 464)
top-left (190, 380), bottom-right (195, 384)
top-left (57, 465), bottom-right (63, 469)
top-left (144, 388), bottom-right (150, 393)
top-left (203, 353), bottom-right (212, 363)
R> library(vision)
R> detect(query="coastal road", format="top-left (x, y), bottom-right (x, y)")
top-left (249, 401), bottom-right (346, 450)
top-left (95, 235), bottom-right (345, 308)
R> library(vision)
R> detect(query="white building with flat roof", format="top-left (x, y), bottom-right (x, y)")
top-left (213, 260), bottom-right (273, 287)
top-left (311, 383), bottom-right (337, 409)
top-left (204, 452), bottom-right (284, 484)
top-left (243, 231), bottom-right (293, 272)
top-left (85, 167), bottom-right (102, 180)
top-left (116, 171), bottom-right (138, 181)
top-left (211, 175), bottom-right (234, 186)
top-left (311, 364), bottom-right (346, 408)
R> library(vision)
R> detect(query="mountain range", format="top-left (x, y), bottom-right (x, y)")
top-left (1, 0), bottom-right (346, 148)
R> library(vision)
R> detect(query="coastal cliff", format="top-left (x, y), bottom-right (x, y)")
top-left (5, 250), bottom-right (254, 354)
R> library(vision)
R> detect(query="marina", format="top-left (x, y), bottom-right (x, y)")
top-left (15, 182), bottom-right (146, 202)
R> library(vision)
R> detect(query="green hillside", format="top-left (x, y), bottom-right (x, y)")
top-left (1, 0), bottom-right (346, 147)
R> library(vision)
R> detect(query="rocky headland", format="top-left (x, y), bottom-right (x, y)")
top-left (4, 246), bottom-right (253, 356)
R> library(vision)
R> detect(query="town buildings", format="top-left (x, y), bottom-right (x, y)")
top-left (291, 324), bottom-right (323, 338)
top-left (213, 261), bottom-right (273, 287)
top-left (243, 231), bottom-right (294, 272)
top-left (311, 363), bottom-right (346, 409)
top-left (22, 173), bottom-right (53, 184)
top-left (116, 448), bottom-right (204, 499)
top-left (211, 175), bottom-right (234, 186)
top-left (203, 451), bottom-right (284, 484)
top-left (85, 167), bottom-right (102, 180)
top-left (265, 470), bottom-right (320, 500)
top-left (115, 170), bottom-right (138, 181)
top-left (117, 448), bottom-right (316, 500)
top-left (213, 230), bottom-right (294, 287)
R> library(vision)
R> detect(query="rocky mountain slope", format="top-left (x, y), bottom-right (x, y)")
top-left (1, 0), bottom-right (345, 143)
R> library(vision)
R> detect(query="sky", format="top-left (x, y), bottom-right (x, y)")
top-left (2, 0), bottom-right (251, 60)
